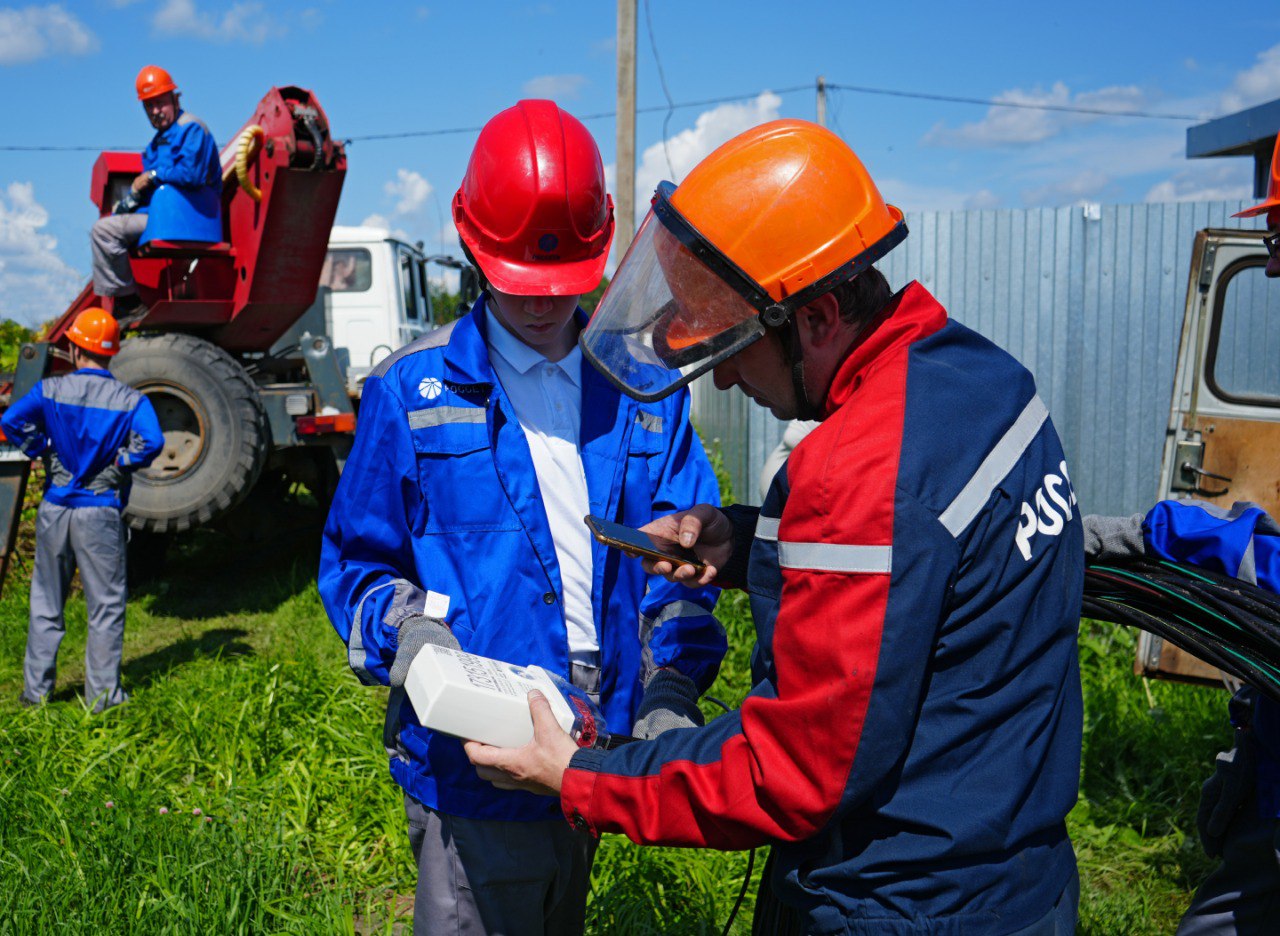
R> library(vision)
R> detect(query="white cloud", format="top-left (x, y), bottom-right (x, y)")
top-left (964, 189), bottom-right (1002, 210)
top-left (153, 0), bottom-right (283, 44)
top-left (522, 74), bottom-right (588, 100)
top-left (876, 178), bottom-right (977, 213)
top-left (924, 82), bottom-right (1148, 149)
top-left (590, 36), bottom-right (615, 57)
top-left (1220, 42), bottom-right (1280, 113)
top-left (1144, 162), bottom-right (1253, 203)
top-left (632, 92), bottom-right (782, 224)
top-left (1022, 169), bottom-right (1113, 206)
top-left (0, 182), bottom-right (83, 327)
top-left (0, 4), bottom-right (98, 65)
top-left (385, 169), bottom-right (432, 217)
top-left (359, 213), bottom-right (411, 242)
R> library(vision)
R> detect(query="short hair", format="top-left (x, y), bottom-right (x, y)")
top-left (830, 266), bottom-right (892, 329)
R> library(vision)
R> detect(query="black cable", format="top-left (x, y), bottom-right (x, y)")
top-left (722, 846), bottom-right (756, 936)
top-left (699, 691), bottom-right (753, 934)
top-left (642, 0), bottom-right (679, 182)
top-left (1083, 559), bottom-right (1280, 703)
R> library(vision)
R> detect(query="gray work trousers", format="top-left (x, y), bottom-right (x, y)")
top-left (1178, 794), bottom-right (1280, 936)
top-left (23, 501), bottom-right (129, 711)
top-left (405, 660), bottom-right (601, 936)
top-left (89, 213), bottom-right (148, 297)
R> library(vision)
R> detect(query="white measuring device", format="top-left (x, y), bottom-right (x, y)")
top-left (403, 645), bottom-right (578, 748)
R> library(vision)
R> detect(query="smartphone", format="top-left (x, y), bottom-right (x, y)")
top-left (584, 514), bottom-right (707, 573)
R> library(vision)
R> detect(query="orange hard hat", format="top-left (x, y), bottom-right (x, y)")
top-left (67, 308), bottom-right (122, 357)
top-left (670, 119), bottom-right (904, 305)
top-left (580, 119), bottom-right (906, 401)
top-left (135, 65), bottom-right (177, 101)
top-left (1233, 138), bottom-right (1280, 221)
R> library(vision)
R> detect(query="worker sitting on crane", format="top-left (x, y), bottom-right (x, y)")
top-left (89, 65), bottom-right (221, 326)
top-left (3, 309), bottom-right (164, 712)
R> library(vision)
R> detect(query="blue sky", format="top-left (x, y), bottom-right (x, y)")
top-left (1, 0), bottom-right (1278, 324)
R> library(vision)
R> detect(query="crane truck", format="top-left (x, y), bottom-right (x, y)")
top-left (0, 85), bottom-right (469, 581)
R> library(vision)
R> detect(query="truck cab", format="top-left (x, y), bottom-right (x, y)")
top-left (1145, 227), bottom-right (1278, 683)
top-left (322, 226), bottom-right (435, 392)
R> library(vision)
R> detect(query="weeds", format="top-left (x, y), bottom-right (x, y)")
top-left (0, 478), bottom-right (1238, 933)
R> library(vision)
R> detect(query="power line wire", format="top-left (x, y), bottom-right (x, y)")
top-left (827, 81), bottom-right (1206, 121)
top-left (643, 0), bottom-right (679, 181)
top-left (0, 80), bottom-right (1209, 152)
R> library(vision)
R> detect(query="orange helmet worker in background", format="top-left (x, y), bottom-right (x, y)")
top-left (89, 66), bottom-right (221, 327)
top-left (3, 307), bottom-right (162, 713)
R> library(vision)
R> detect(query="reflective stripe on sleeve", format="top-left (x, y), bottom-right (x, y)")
top-left (755, 515), bottom-right (780, 542)
top-left (407, 406), bottom-right (486, 430)
top-left (777, 541), bottom-right (892, 574)
top-left (938, 395), bottom-right (1049, 539)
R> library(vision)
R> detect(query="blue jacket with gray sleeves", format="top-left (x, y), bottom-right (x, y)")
top-left (1, 369), bottom-right (164, 510)
top-left (319, 300), bottom-right (724, 822)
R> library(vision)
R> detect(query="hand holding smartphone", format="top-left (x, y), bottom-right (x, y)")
top-left (584, 514), bottom-right (708, 574)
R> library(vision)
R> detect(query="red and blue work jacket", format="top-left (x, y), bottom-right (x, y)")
top-left (562, 283), bottom-right (1085, 933)
top-left (319, 298), bottom-right (724, 822)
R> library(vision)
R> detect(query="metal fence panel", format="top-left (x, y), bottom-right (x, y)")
top-left (691, 199), bottom-right (1266, 514)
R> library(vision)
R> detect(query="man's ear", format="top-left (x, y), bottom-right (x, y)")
top-left (795, 292), bottom-right (843, 349)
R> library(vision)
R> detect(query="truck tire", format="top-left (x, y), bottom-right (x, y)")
top-left (111, 333), bottom-right (269, 534)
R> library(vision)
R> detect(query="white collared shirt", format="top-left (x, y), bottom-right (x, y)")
top-left (485, 307), bottom-right (598, 664)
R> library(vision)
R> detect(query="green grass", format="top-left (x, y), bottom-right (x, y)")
top-left (0, 475), bottom-right (1238, 934)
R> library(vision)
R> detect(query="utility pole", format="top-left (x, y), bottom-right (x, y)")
top-left (616, 0), bottom-right (637, 254)
top-left (816, 75), bottom-right (827, 128)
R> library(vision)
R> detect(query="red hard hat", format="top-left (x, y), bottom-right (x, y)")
top-left (136, 65), bottom-right (177, 101)
top-left (67, 308), bottom-right (121, 357)
top-left (453, 100), bottom-right (615, 296)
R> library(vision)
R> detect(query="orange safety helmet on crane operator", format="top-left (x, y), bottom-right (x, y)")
top-left (135, 65), bottom-right (177, 101)
top-left (453, 100), bottom-right (615, 297)
top-left (580, 119), bottom-right (907, 403)
top-left (66, 308), bottom-right (122, 358)
top-left (1232, 137), bottom-right (1280, 228)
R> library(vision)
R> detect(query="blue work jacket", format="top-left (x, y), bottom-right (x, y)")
top-left (140, 111), bottom-right (221, 244)
top-left (319, 298), bottom-right (724, 821)
top-left (1144, 499), bottom-right (1280, 819)
top-left (1, 368), bottom-right (164, 510)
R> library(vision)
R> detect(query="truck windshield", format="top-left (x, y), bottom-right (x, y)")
top-left (1210, 262), bottom-right (1280, 404)
top-left (321, 248), bottom-right (372, 292)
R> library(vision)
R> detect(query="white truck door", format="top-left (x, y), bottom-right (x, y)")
top-left (397, 248), bottom-right (428, 346)
top-left (1145, 227), bottom-right (1278, 686)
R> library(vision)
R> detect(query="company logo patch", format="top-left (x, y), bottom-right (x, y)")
top-left (418, 377), bottom-right (443, 400)
top-left (1014, 460), bottom-right (1078, 561)
top-left (537, 233), bottom-right (559, 253)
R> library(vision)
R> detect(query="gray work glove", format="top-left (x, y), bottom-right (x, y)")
top-left (1082, 513), bottom-right (1146, 562)
top-left (631, 668), bottom-right (705, 740)
top-left (388, 614), bottom-right (460, 688)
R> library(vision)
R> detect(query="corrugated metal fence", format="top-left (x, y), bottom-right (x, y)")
top-left (691, 199), bottom-right (1266, 515)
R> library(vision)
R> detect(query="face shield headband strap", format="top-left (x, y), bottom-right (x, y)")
top-left (651, 181), bottom-right (909, 329)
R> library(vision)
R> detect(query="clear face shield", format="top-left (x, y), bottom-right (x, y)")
top-left (579, 184), bottom-right (769, 402)
top-left (581, 181), bottom-right (908, 402)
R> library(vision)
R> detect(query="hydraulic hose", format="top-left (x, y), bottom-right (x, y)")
top-left (232, 124), bottom-right (265, 202)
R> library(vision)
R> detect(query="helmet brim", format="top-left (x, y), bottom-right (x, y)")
top-left (1232, 197), bottom-right (1280, 219)
top-left (469, 243), bottom-right (609, 297)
